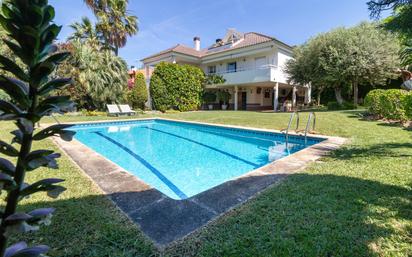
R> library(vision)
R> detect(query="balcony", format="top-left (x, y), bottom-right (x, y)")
top-left (206, 65), bottom-right (278, 87)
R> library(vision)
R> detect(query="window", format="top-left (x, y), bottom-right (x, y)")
top-left (207, 65), bottom-right (216, 74)
top-left (227, 62), bottom-right (237, 73)
top-left (264, 89), bottom-right (271, 98)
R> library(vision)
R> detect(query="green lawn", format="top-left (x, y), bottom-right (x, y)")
top-left (2, 110), bottom-right (411, 256)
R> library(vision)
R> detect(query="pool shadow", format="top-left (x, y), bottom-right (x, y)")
top-left (13, 173), bottom-right (412, 257)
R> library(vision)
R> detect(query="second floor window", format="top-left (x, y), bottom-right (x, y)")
top-left (208, 65), bottom-right (216, 74)
top-left (227, 62), bottom-right (237, 73)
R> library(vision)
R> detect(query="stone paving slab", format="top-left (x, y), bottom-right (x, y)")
top-left (52, 118), bottom-right (346, 248)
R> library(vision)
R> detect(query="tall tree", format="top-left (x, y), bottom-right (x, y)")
top-left (58, 40), bottom-right (128, 110)
top-left (286, 23), bottom-right (400, 106)
top-left (367, 0), bottom-right (412, 18)
top-left (84, 0), bottom-right (138, 55)
top-left (68, 17), bottom-right (105, 50)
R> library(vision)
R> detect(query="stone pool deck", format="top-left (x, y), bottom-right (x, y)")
top-left (52, 118), bottom-right (347, 248)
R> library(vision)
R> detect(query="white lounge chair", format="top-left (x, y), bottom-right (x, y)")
top-left (107, 104), bottom-right (121, 117)
top-left (118, 104), bottom-right (136, 116)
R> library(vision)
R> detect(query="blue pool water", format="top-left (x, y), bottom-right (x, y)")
top-left (70, 119), bottom-right (322, 200)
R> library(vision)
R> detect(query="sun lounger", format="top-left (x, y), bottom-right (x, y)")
top-left (107, 104), bottom-right (121, 117)
top-left (118, 104), bottom-right (136, 116)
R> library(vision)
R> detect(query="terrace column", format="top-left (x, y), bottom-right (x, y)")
top-left (292, 86), bottom-right (297, 108)
top-left (273, 82), bottom-right (279, 112)
top-left (234, 86), bottom-right (239, 111)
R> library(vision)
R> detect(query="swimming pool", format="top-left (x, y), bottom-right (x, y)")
top-left (71, 119), bottom-right (323, 200)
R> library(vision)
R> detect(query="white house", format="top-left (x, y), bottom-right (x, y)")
top-left (141, 29), bottom-right (311, 111)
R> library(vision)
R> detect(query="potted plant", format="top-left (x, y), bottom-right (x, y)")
top-left (202, 92), bottom-right (217, 110)
top-left (217, 91), bottom-right (231, 110)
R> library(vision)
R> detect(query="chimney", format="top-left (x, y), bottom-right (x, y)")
top-left (193, 36), bottom-right (200, 51)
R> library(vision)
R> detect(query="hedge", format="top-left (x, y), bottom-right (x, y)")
top-left (127, 72), bottom-right (148, 110)
top-left (364, 89), bottom-right (412, 121)
top-left (150, 62), bottom-right (205, 112)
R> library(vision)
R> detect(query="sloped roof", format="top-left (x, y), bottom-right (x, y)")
top-left (141, 32), bottom-right (291, 62)
top-left (141, 44), bottom-right (205, 61)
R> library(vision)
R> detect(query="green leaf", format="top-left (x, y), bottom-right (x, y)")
top-left (0, 100), bottom-right (23, 116)
top-left (40, 24), bottom-right (61, 49)
top-left (0, 55), bottom-right (28, 81)
top-left (38, 78), bottom-right (72, 96)
top-left (0, 15), bottom-right (19, 36)
top-left (37, 44), bottom-right (57, 62)
top-left (0, 141), bottom-right (19, 157)
top-left (31, 52), bottom-right (70, 83)
top-left (27, 208), bottom-right (55, 226)
top-left (25, 150), bottom-right (60, 171)
top-left (0, 172), bottom-right (16, 191)
top-left (0, 75), bottom-right (30, 108)
top-left (6, 244), bottom-right (49, 257)
top-left (27, 5), bottom-right (43, 27)
top-left (0, 158), bottom-right (15, 175)
top-left (33, 124), bottom-right (75, 141)
top-left (34, 95), bottom-right (73, 116)
top-left (2, 39), bottom-right (28, 64)
top-left (10, 130), bottom-right (23, 144)
top-left (16, 118), bottom-right (33, 134)
top-left (46, 185), bottom-right (66, 198)
top-left (42, 5), bottom-right (55, 26)
top-left (20, 178), bottom-right (65, 199)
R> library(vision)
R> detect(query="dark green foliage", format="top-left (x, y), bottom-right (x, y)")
top-left (365, 89), bottom-right (411, 121)
top-left (0, 0), bottom-right (74, 256)
top-left (202, 92), bottom-right (217, 104)
top-left (150, 62), bottom-right (205, 112)
top-left (204, 74), bottom-right (226, 85)
top-left (216, 91), bottom-right (231, 104)
top-left (327, 101), bottom-right (357, 111)
top-left (127, 72), bottom-right (148, 110)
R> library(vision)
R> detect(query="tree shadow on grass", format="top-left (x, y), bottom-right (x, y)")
top-left (165, 173), bottom-right (412, 257)
top-left (12, 173), bottom-right (412, 257)
top-left (330, 142), bottom-right (412, 160)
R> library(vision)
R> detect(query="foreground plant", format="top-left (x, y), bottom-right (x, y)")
top-left (0, 0), bottom-right (75, 256)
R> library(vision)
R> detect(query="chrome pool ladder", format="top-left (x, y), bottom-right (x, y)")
top-left (281, 111), bottom-right (300, 145)
top-left (281, 111), bottom-right (316, 145)
top-left (304, 112), bottom-right (316, 144)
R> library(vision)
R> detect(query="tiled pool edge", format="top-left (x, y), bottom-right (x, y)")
top-left (51, 118), bottom-right (347, 248)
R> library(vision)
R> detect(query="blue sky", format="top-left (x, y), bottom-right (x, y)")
top-left (50, 0), bottom-right (378, 68)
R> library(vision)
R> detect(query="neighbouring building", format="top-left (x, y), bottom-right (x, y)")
top-left (140, 29), bottom-right (311, 111)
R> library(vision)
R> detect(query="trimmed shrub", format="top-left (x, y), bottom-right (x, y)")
top-left (127, 72), bottom-right (148, 110)
top-left (365, 89), bottom-right (411, 121)
top-left (364, 89), bottom-right (385, 115)
top-left (150, 62), bottom-right (205, 112)
top-left (404, 94), bottom-right (412, 119)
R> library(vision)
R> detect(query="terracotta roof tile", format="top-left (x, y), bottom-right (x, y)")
top-left (141, 32), bottom-right (291, 61)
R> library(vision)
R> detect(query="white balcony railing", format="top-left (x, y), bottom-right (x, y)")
top-left (206, 65), bottom-right (278, 86)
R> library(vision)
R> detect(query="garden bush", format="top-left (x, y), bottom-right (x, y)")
top-left (150, 62), bottom-right (205, 112)
top-left (365, 89), bottom-right (411, 121)
top-left (127, 72), bottom-right (148, 110)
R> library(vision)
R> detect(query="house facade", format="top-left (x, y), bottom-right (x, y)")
top-left (141, 29), bottom-right (311, 111)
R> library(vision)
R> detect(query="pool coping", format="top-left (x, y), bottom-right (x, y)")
top-left (51, 117), bottom-right (347, 248)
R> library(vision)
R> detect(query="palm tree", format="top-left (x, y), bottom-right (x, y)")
top-left (84, 0), bottom-right (138, 55)
top-left (68, 17), bottom-right (105, 50)
top-left (401, 40), bottom-right (412, 69)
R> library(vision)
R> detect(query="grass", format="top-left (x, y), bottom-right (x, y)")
top-left (2, 110), bottom-right (411, 256)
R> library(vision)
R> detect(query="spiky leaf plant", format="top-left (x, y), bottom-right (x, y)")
top-left (0, 0), bottom-right (75, 256)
